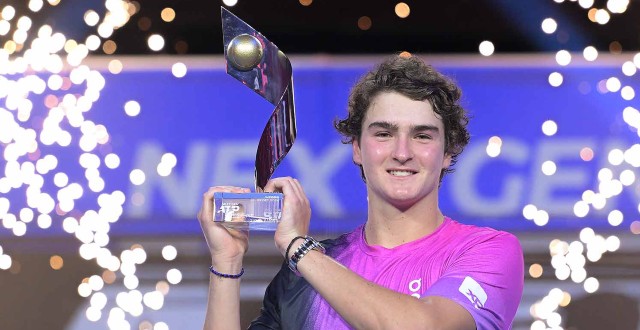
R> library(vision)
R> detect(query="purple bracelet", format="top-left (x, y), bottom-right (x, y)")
top-left (209, 266), bottom-right (244, 279)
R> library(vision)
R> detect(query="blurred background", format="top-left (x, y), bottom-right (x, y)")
top-left (0, 0), bottom-right (639, 329)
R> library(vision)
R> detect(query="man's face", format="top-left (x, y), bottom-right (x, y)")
top-left (353, 91), bottom-right (451, 209)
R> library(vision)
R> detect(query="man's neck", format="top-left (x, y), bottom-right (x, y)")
top-left (364, 196), bottom-right (444, 249)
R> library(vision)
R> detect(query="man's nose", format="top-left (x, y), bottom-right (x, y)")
top-left (392, 136), bottom-right (413, 163)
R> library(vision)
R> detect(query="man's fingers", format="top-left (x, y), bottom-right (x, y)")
top-left (199, 187), bottom-right (218, 223)
top-left (199, 186), bottom-right (250, 223)
top-left (263, 180), bottom-right (279, 193)
top-left (290, 178), bottom-right (307, 203)
top-left (265, 177), bottom-right (297, 193)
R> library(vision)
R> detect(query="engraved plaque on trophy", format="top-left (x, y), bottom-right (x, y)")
top-left (213, 7), bottom-right (296, 231)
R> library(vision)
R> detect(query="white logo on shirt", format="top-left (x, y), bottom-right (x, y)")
top-left (408, 278), bottom-right (422, 298)
top-left (458, 276), bottom-right (487, 309)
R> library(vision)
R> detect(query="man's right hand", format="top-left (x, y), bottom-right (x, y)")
top-left (197, 186), bottom-right (250, 272)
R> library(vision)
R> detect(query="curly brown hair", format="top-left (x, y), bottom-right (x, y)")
top-left (334, 54), bottom-right (471, 183)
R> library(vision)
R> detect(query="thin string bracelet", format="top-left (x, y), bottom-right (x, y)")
top-left (209, 266), bottom-right (244, 279)
top-left (285, 236), bottom-right (306, 262)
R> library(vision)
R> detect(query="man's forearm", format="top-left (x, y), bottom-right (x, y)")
top-left (296, 250), bottom-right (474, 330)
top-left (203, 262), bottom-right (243, 330)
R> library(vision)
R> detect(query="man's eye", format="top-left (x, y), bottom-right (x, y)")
top-left (375, 132), bottom-right (391, 137)
top-left (416, 134), bottom-right (431, 140)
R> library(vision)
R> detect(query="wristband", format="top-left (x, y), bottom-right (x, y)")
top-left (285, 236), bottom-right (306, 262)
top-left (209, 266), bottom-right (244, 279)
top-left (288, 236), bottom-right (325, 276)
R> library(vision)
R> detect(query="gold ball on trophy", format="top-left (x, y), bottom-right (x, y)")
top-left (227, 34), bottom-right (264, 71)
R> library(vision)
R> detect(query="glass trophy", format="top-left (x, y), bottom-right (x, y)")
top-left (213, 8), bottom-right (296, 231)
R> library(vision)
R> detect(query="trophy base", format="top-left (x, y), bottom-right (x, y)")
top-left (218, 219), bottom-right (280, 231)
top-left (213, 192), bottom-right (283, 231)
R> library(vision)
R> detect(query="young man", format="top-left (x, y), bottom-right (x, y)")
top-left (197, 55), bottom-right (524, 329)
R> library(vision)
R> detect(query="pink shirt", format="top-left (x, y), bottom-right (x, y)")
top-left (250, 217), bottom-right (524, 329)
top-left (307, 217), bottom-right (524, 329)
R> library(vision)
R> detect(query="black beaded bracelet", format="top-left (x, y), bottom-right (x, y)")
top-left (209, 266), bottom-right (244, 279)
top-left (284, 236), bottom-right (306, 262)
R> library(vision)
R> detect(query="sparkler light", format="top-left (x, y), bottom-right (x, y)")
top-left (0, 1), bottom-right (185, 328)
top-left (526, 1), bottom-right (640, 328)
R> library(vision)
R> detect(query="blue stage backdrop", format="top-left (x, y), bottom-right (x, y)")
top-left (1, 55), bottom-right (638, 236)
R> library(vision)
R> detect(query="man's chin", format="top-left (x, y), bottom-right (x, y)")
top-left (386, 194), bottom-right (422, 211)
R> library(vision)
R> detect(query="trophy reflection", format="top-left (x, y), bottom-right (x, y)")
top-left (213, 8), bottom-right (296, 231)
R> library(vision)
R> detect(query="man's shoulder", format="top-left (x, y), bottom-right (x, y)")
top-left (444, 218), bottom-right (521, 249)
top-left (319, 225), bottom-right (363, 251)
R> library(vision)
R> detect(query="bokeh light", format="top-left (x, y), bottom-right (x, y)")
top-left (578, 0), bottom-right (594, 9)
top-left (486, 136), bottom-right (502, 157)
top-left (479, 41), bottom-right (494, 56)
top-left (556, 50), bottom-right (571, 66)
top-left (394, 3), bottom-right (410, 18)
top-left (580, 147), bottom-right (594, 161)
top-left (583, 46), bottom-right (598, 61)
top-left (50, 255), bottom-right (64, 270)
top-left (541, 120), bottom-right (558, 136)
top-left (541, 18), bottom-right (557, 34)
top-left (222, 0), bottom-right (238, 7)
top-left (147, 34), bottom-right (165, 51)
top-left (357, 16), bottom-right (372, 31)
top-left (548, 72), bottom-right (563, 87)
top-left (162, 245), bottom-right (177, 261)
top-left (124, 100), bottom-right (141, 117)
top-left (529, 264), bottom-right (543, 278)
top-left (167, 268), bottom-right (182, 284)
top-left (160, 8), bottom-right (175, 22)
top-left (171, 62), bottom-right (187, 78)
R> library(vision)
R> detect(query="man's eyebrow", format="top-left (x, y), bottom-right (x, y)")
top-left (413, 124), bottom-right (440, 133)
top-left (367, 121), bottom-right (398, 130)
top-left (367, 122), bottom-right (440, 133)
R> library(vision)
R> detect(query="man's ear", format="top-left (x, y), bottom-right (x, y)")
top-left (352, 139), bottom-right (362, 165)
top-left (443, 153), bottom-right (452, 169)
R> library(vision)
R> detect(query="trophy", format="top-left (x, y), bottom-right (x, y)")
top-left (213, 7), bottom-right (297, 231)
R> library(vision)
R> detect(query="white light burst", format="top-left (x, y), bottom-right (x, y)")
top-left (0, 0), bottom-right (183, 327)
top-left (530, 1), bottom-right (639, 328)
